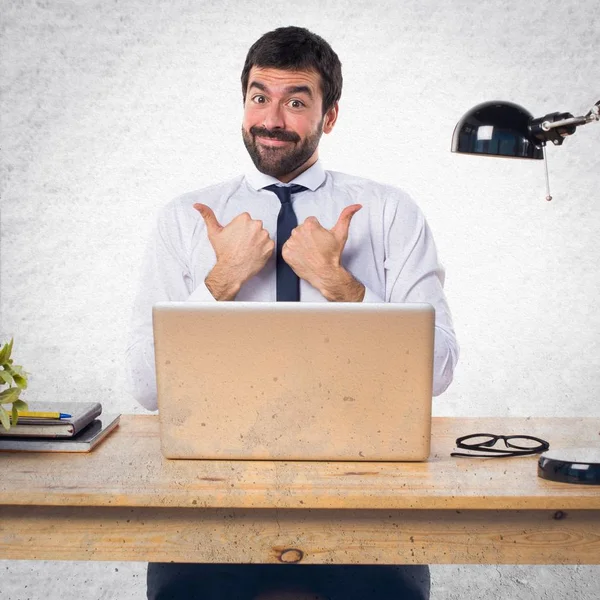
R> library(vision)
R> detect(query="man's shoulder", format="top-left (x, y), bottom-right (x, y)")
top-left (163, 175), bottom-right (246, 214)
top-left (324, 169), bottom-right (418, 208)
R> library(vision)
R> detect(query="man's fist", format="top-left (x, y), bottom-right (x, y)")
top-left (194, 204), bottom-right (275, 300)
top-left (282, 204), bottom-right (365, 302)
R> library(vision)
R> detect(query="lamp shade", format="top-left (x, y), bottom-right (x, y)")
top-left (451, 101), bottom-right (544, 159)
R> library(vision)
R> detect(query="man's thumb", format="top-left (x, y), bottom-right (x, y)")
top-left (332, 204), bottom-right (362, 239)
top-left (193, 203), bottom-right (222, 233)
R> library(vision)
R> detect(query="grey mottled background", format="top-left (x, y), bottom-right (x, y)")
top-left (1, 0), bottom-right (599, 598)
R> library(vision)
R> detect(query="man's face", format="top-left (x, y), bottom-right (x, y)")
top-left (242, 66), bottom-right (337, 181)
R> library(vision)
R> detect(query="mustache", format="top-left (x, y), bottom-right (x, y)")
top-left (250, 126), bottom-right (300, 143)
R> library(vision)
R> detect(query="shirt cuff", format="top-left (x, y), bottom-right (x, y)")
top-left (187, 280), bottom-right (218, 302)
top-left (362, 286), bottom-right (384, 303)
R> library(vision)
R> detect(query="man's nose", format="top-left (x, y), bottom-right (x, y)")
top-left (262, 102), bottom-right (285, 130)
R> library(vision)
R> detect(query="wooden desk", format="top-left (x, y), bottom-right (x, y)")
top-left (1, 416), bottom-right (599, 564)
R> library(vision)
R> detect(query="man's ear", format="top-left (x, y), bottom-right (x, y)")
top-left (323, 102), bottom-right (339, 134)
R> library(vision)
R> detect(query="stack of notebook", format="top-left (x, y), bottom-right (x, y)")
top-left (0, 402), bottom-right (120, 452)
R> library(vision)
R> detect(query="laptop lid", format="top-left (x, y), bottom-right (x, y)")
top-left (153, 302), bottom-right (434, 461)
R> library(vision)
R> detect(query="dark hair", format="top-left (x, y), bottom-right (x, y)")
top-left (241, 26), bottom-right (342, 115)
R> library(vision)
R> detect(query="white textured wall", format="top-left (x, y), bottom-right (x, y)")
top-left (1, 0), bottom-right (598, 598)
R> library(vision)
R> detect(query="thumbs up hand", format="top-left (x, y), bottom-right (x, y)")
top-left (282, 204), bottom-right (366, 302)
top-left (194, 204), bottom-right (275, 300)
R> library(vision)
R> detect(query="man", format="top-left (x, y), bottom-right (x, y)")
top-left (128, 26), bottom-right (458, 600)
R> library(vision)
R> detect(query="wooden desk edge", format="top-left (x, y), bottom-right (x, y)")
top-left (2, 505), bottom-right (599, 565)
top-left (1, 492), bottom-right (599, 510)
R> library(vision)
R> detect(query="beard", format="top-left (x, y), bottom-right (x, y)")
top-left (242, 119), bottom-right (324, 178)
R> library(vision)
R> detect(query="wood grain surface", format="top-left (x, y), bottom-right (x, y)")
top-left (1, 416), bottom-right (599, 510)
top-left (1, 506), bottom-right (599, 564)
top-left (1, 416), bottom-right (599, 564)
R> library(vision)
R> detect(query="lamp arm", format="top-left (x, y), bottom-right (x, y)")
top-left (542, 100), bottom-right (600, 131)
top-left (529, 100), bottom-right (599, 146)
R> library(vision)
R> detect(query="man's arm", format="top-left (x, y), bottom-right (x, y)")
top-left (284, 192), bottom-right (457, 395)
top-left (314, 265), bottom-right (365, 302)
top-left (382, 199), bottom-right (458, 396)
top-left (126, 206), bottom-right (195, 411)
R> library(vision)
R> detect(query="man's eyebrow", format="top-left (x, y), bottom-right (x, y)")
top-left (248, 81), bottom-right (268, 93)
top-left (284, 85), bottom-right (313, 98)
top-left (248, 81), bottom-right (313, 99)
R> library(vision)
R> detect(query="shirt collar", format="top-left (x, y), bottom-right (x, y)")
top-left (245, 159), bottom-right (326, 192)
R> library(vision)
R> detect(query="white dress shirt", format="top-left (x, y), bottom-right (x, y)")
top-left (127, 160), bottom-right (459, 410)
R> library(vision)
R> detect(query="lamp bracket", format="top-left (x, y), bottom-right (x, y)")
top-left (530, 112), bottom-right (576, 146)
top-left (586, 100), bottom-right (600, 122)
top-left (529, 100), bottom-right (600, 146)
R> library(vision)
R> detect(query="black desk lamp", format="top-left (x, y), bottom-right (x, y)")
top-left (451, 98), bottom-right (600, 484)
top-left (451, 99), bottom-right (600, 200)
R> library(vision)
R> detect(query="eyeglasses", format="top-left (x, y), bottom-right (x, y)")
top-left (451, 433), bottom-right (550, 458)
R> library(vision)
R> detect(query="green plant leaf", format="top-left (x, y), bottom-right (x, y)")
top-left (3, 364), bottom-right (16, 377)
top-left (3, 339), bottom-right (14, 362)
top-left (11, 403), bottom-right (19, 426)
top-left (0, 369), bottom-right (15, 386)
top-left (0, 387), bottom-right (21, 403)
top-left (0, 343), bottom-right (8, 365)
top-left (0, 406), bottom-right (10, 430)
top-left (10, 364), bottom-right (26, 377)
top-left (12, 399), bottom-right (27, 411)
top-left (13, 374), bottom-right (27, 389)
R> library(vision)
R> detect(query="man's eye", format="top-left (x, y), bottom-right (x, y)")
top-left (252, 95), bottom-right (266, 104)
top-left (289, 99), bottom-right (304, 109)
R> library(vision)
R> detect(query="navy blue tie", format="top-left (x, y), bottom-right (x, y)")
top-left (264, 184), bottom-right (307, 301)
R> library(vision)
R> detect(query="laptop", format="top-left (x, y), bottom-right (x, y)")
top-left (153, 302), bottom-right (435, 461)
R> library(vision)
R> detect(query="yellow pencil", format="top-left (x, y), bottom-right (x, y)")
top-left (16, 411), bottom-right (72, 419)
